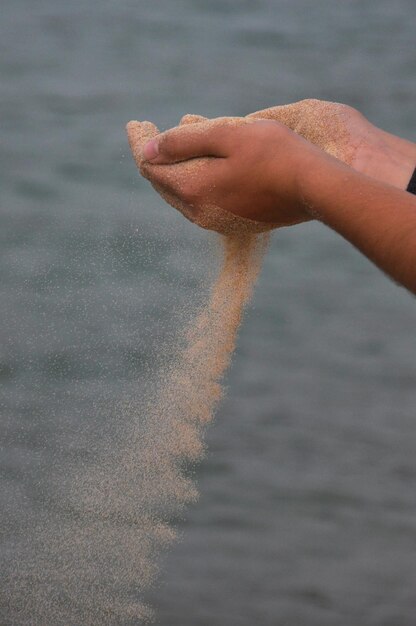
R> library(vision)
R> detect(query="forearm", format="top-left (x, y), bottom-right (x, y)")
top-left (300, 156), bottom-right (416, 294)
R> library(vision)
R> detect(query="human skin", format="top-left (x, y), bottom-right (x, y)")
top-left (140, 117), bottom-right (416, 294)
top-left (247, 100), bottom-right (416, 191)
top-left (182, 99), bottom-right (416, 191)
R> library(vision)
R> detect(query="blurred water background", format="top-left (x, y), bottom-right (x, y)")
top-left (1, 0), bottom-right (416, 624)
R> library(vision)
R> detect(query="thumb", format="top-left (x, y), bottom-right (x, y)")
top-left (141, 117), bottom-right (248, 165)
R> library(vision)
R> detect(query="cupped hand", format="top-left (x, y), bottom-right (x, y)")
top-left (182, 100), bottom-right (416, 190)
top-left (127, 116), bottom-right (326, 231)
top-left (247, 99), bottom-right (416, 190)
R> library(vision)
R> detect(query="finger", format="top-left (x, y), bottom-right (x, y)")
top-left (151, 180), bottom-right (198, 226)
top-left (148, 152), bottom-right (229, 213)
top-left (142, 117), bottom-right (249, 165)
top-left (145, 156), bottom-right (213, 200)
top-left (126, 120), bottom-right (160, 171)
top-left (179, 113), bottom-right (208, 126)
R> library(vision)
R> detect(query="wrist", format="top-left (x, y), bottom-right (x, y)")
top-left (352, 128), bottom-right (416, 191)
top-left (295, 148), bottom-right (341, 220)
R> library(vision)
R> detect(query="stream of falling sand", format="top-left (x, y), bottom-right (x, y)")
top-left (2, 101), bottom-right (352, 623)
top-left (2, 233), bottom-right (268, 625)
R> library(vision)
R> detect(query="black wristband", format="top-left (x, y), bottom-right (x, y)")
top-left (407, 168), bottom-right (416, 195)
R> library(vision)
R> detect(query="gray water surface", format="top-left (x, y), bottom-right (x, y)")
top-left (1, 1), bottom-right (416, 624)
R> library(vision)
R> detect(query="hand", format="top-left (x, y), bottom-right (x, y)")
top-left (127, 116), bottom-right (328, 229)
top-left (182, 100), bottom-right (416, 191)
top-left (247, 99), bottom-right (416, 190)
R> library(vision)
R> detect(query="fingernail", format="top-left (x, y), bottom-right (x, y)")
top-left (142, 138), bottom-right (159, 161)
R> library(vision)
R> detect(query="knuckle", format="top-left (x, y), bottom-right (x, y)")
top-left (180, 114), bottom-right (206, 125)
top-left (258, 119), bottom-right (290, 139)
top-left (297, 98), bottom-right (322, 108)
top-left (341, 104), bottom-right (362, 119)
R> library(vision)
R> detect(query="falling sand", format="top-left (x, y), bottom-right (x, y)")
top-left (1, 120), bottom-right (270, 624)
top-left (2, 100), bottom-right (351, 623)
